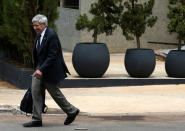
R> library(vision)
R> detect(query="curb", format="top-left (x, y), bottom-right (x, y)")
top-left (62, 78), bottom-right (185, 88)
top-left (0, 105), bottom-right (88, 116)
top-left (1, 105), bottom-right (185, 117)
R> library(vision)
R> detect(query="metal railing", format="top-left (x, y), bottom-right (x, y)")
top-left (148, 41), bottom-right (185, 45)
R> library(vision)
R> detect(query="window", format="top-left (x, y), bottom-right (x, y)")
top-left (63, 0), bottom-right (79, 9)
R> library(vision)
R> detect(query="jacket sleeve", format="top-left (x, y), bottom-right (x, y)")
top-left (38, 34), bottom-right (59, 73)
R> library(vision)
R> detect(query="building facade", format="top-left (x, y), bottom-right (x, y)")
top-left (55, 0), bottom-right (178, 53)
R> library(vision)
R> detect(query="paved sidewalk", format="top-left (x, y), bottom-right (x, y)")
top-left (0, 80), bottom-right (185, 115)
top-left (0, 52), bottom-right (185, 116)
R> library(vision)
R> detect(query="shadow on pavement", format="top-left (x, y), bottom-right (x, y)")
top-left (92, 115), bottom-right (145, 121)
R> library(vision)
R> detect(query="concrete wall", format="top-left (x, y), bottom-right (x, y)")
top-left (55, 4), bottom-right (80, 51)
top-left (142, 0), bottom-right (177, 50)
top-left (56, 0), bottom-right (178, 53)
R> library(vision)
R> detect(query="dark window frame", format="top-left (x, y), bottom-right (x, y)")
top-left (63, 0), bottom-right (79, 9)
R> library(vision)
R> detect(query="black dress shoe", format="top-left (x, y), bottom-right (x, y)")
top-left (23, 121), bottom-right (42, 127)
top-left (64, 109), bottom-right (80, 125)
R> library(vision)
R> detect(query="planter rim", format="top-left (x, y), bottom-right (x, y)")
top-left (169, 50), bottom-right (185, 52)
top-left (126, 48), bottom-right (154, 50)
top-left (76, 42), bottom-right (106, 45)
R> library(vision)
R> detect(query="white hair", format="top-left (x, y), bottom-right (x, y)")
top-left (32, 14), bottom-right (48, 25)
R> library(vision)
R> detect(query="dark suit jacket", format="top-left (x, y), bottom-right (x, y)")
top-left (33, 27), bottom-right (70, 84)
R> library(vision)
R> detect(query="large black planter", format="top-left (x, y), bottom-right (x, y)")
top-left (125, 49), bottom-right (156, 78)
top-left (72, 43), bottom-right (110, 77)
top-left (165, 50), bottom-right (185, 78)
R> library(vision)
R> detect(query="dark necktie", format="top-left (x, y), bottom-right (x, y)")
top-left (37, 35), bottom-right (41, 52)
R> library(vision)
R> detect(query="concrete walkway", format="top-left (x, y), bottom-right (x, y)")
top-left (0, 52), bottom-right (185, 115)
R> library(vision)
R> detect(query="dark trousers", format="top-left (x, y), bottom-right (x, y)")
top-left (31, 76), bottom-right (78, 121)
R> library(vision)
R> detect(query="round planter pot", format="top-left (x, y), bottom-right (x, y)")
top-left (165, 50), bottom-right (185, 78)
top-left (125, 49), bottom-right (156, 78)
top-left (72, 43), bottom-right (110, 77)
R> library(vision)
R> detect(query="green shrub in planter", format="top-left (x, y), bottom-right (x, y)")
top-left (165, 0), bottom-right (185, 77)
top-left (167, 0), bottom-right (185, 50)
top-left (119, 0), bottom-right (158, 77)
top-left (73, 0), bottom-right (123, 77)
top-left (76, 0), bottom-right (123, 43)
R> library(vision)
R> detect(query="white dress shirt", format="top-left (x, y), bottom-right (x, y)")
top-left (39, 28), bottom-right (47, 45)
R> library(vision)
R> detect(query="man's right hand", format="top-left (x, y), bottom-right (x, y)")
top-left (33, 69), bottom-right (43, 77)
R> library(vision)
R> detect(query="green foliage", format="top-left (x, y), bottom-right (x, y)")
top-left (0, 0), bottom-right (59, 67)
top-left (0, 0), bottom-right (2, 25)
top-left (76, 0), bottom-right (123, 43)
top-left (39, 0), bottom-right (59, 29)
top-left (119, 0), bottom-right (157, 48)
top-left (167, 0), bottom-right (185, 50)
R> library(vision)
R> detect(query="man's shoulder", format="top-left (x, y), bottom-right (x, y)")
top-left (47, 27), bottom-right (56, 35)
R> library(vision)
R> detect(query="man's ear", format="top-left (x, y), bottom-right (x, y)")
top-left (43, 22), bottom-right (47, 27)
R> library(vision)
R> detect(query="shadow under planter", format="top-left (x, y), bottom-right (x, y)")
top-left (72, 43), bottom-right (110, 78)
top-left (0, 60), bottom-right (34, 89)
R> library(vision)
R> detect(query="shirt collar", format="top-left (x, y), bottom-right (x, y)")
top-left (41, 27), bottom-right (47, 37)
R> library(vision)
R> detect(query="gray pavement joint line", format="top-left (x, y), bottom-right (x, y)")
top-left (1, 105), bottom-right (185, 117)
top-left (0, 105), bottom-right (88, 116)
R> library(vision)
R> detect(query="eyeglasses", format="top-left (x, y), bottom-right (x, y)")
top-left (32, 24), bottom-right (41, 28)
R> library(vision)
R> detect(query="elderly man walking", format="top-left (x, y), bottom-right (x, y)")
top-left (23, 14), bottom-right (79, 127)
